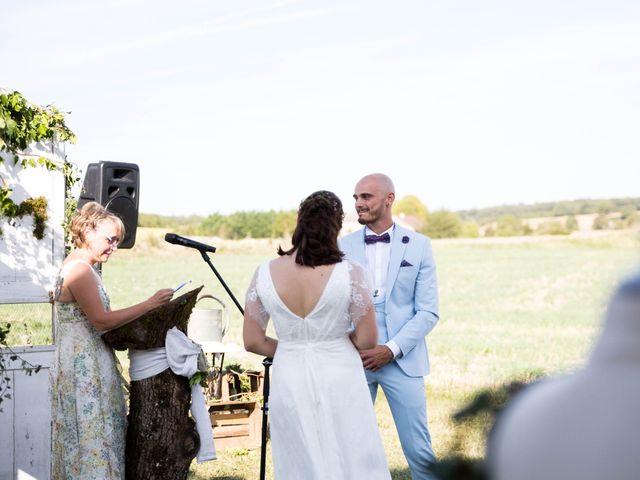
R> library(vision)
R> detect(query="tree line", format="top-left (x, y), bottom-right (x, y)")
top-left (139, 196), bottom-right (640, 240)
top-left (457, 197), bottom-right (640, 223)
top-left (139, 210), bottom-right (298, 239)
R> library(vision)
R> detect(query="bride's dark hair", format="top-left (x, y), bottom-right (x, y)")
top-left (278, 190), bottom-right (345, 266)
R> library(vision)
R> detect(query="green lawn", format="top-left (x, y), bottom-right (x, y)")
top-left (4, 230), bottom-right (639, 479)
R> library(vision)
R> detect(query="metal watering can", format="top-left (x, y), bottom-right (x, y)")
top-left (187, 294), bottom-right (229, 346)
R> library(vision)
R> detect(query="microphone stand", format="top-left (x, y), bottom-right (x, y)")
top-left (199, 250), bottom-right (244, 314)
top-left (197, 249), bottom-right (272, 480)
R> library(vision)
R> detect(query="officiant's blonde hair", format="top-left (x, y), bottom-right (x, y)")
top-left (69, 201), bottom-right (125, 248)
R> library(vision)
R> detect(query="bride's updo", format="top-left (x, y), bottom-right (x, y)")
top-left (69, 201), bottom-right (125, 248)
top-left (278, 190), bottom-right (345, 266)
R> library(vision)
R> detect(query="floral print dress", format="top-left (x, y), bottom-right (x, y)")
top-left (50, 259), bottom-right (127, 480)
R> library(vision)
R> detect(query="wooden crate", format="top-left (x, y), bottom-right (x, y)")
top-left (207, 370), bottom-right (264, 451)
top-left (210, 400), bottom-right (262, 450)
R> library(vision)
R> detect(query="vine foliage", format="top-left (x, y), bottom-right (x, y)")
top-left (0, 89), bottom-right (78, 410)
top-left (0, 323), bottom-right (42, 410)
top-left (0, 89), bottom-right (79, 237)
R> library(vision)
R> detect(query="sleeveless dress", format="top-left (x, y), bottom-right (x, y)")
top-left (50, 260), bottom-right (127, 480)
top-left (245, 259), bottom-right (391, 479)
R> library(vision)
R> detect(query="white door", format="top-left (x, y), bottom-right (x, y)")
top-left (0, 347), bottom-right (55, 480)
top-left (1, 143), bottom-right (65, 480)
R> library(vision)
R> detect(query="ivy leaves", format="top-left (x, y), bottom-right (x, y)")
top-left (0, 322), bottom-right (43, 412)
top-left (0, 89), bottom-right (80, 197)
top-left (0, 90), bottom-right (76, 161)
top-left (189, 371), bottom-right (209, 388)
top-left (0, 89), bottom-right (78, 239)
top-left (0, 195), bottom-right (49, 239)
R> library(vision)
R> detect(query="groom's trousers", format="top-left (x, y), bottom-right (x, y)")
top-left (366, 305), bottom-right (436, 480)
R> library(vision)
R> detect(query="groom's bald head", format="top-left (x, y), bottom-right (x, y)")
top-left (353, 173), bottom-right (396, 232)
top-left (358, 173), bottom-right (395, 196)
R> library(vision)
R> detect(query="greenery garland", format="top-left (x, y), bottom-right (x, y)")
top-left (0, 89), bottom-right (78, 238)
top-left (0, 190), bottom-right (48, 239)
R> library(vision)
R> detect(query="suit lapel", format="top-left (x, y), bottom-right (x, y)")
top-left (386, 226), bottom-right (408, 301)
top-left (350, 228), bottom-right (368, 266)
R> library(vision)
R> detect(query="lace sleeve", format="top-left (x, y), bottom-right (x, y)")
top-left (348, 260), bottom-right (374, 326)
top-left (244, 266), bottom-right (270, 331)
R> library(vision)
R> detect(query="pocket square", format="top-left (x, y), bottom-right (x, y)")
top-left (400, 260), bottom-right (413, 267)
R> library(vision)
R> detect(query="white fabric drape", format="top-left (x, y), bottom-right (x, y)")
top-left (129, 327), bottom-right (216, 463)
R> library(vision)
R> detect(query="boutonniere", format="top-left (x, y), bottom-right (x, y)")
top-left (402, 236), bottom-right (410, 244)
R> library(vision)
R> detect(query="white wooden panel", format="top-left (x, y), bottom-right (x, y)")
top-left (0, 369), bottom-right (15, 480)
top-left (0, 144), bottom-right (65, 304)
top-left (0, 346), bottom-right (54, 480)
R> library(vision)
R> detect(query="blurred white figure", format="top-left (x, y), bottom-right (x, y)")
top-left (488, 272), bottom-right (640, 480)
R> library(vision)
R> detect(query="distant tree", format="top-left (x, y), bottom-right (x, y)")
top-left (393, 195), bottom-right (429, 223)
top-left (493, 216), bottom-right (532, 237)
top-left (596, 200), bottom-right (615, 214)
top-left (578, 202), bottom-right (592, 215)
top-left (536, 221), bottom-right (569, 235)
top-left (422, 210), bottom-right (463, 239)
top-left (620, 206), bottom-right (637, 221)
top-left (457, 197), bottom-right (640, 224)
top-left (200, 213), bottom-right (226, 236)
top-left (138, 213), bottom-right (202, 234)
top-left (224, 210), bottom-right (278, 239)
top-left (565, 215), bottom-right (579, 232)
top-left (460, 221), bottom-right (480, 238)
top-left (272, 210), bottom-right (296, 238)
top-left (138, 213), bottom-right (176, 228)
top-left (610, 217), bottom-right (627, 230)
top-left (592, 214), bottom-right (610, 230)
top-left (625, 211), bottom-right (640, 228)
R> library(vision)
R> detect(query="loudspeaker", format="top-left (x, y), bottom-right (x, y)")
top-left (77, 161), bottom-right (140, 249)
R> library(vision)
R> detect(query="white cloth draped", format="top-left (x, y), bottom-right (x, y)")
top-left (129, 327), bottom-right (216, 463)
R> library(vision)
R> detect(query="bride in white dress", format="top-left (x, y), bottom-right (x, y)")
top-left (243, 190), bottom-right (391, 480)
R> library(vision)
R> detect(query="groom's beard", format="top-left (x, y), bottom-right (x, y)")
top-left (357, 204), bottom-right (384, 226)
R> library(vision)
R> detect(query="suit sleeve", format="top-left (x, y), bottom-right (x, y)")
top-left (390, 238), bottom-right (439, 356)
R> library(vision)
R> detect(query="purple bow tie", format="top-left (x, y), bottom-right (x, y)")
top-left (365, 232), bottom-right (391, 244)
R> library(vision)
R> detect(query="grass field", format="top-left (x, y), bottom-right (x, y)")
top-left (3, 228), bottom-right (640, 479)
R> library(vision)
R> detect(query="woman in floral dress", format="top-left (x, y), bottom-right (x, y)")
top-left (50, 202), bottom-right (174, 479)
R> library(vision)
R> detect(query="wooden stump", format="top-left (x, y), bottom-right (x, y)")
top-left (126, 368), bottom-right (198, 479)
top-left (103, 286), bottom-right (204, 480)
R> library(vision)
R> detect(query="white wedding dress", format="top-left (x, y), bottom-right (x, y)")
top-left (245, 259), bottom-right (391, 479)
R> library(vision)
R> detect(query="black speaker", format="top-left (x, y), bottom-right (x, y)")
top-left (77, 161), bottom-right (140, 249)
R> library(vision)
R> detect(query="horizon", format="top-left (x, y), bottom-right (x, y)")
top-left (137, 194), bottom-right (639, 219)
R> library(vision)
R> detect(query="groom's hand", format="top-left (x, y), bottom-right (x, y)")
top-left (360, 345), bottom-right (393, 372)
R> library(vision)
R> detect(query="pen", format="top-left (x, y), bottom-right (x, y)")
top-left (174, 280), bottom-right (192, 293)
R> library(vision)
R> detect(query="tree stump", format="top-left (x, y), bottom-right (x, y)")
top-left (103, 286), bottom-right (204, 480)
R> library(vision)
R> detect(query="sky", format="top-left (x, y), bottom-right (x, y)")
top-left (2, 0), bottom-right (639, 217)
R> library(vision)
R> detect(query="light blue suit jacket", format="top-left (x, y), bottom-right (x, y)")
top-left (339, 224), bottom-right (439, 377)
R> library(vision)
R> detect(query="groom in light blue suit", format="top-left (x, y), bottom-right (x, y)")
top-left (339, 173), bottom-right (439, 479)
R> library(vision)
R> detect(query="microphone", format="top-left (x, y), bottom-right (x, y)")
top-left (164, 233), bottom-right (216, 253)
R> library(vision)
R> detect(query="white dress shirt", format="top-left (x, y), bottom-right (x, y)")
top-left (364, 225), bottom-right (401, 358)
